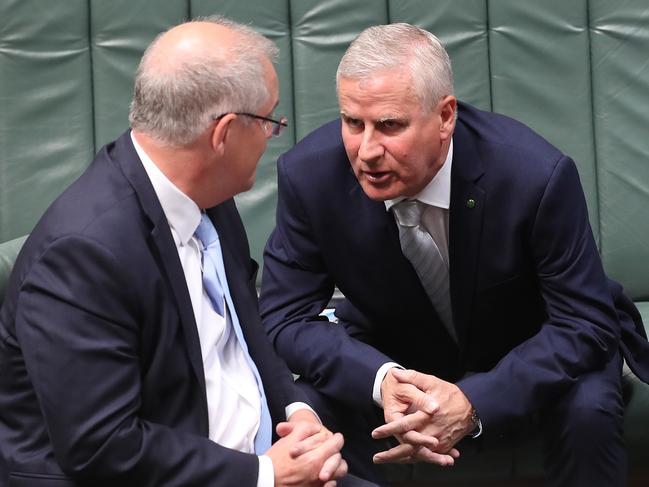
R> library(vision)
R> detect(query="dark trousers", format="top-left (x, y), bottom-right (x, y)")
top-left (539, 351), bottom-right (627, 486)
top-left (297, 352), bottom-right (627, 487)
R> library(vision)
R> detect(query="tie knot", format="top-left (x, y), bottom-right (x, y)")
top-left (392, 199), bottom-right (423, 227)
top-left (194, 213), bottom-right (219, 248)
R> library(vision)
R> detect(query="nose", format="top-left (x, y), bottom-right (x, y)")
top-left (358, 128), bottom-right (384, 162)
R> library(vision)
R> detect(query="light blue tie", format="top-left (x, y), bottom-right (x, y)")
top-left (194, 213), bottom-right (273, 454)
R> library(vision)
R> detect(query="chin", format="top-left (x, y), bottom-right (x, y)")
top-left (357, 178), bottom-right (401, 201)
top-left (360, 185), bottom-right (396, 202)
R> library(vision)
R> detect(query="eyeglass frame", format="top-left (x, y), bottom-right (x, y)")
top-left (211, 112), bottom-right (288, 137)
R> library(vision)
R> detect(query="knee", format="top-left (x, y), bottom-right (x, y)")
top-left (547, 380), bottom-right (624, 444)
top-left (542, 388), bottom-right (627, 487)
top-left (560, 403), bottom-right (622, 440)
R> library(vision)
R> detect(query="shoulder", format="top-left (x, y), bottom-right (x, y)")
top-left (276, 119), bottom-right (354, 201)
top-left (16, 137), bottom-right (151, 277)
top-left (456, 101), bottom-right (563, 164)
top-left (455, 101), bottom-right (568, 190)
top-left (280, 120), bottom-right (347, 172)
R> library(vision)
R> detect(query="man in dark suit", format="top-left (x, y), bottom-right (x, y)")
top-left (0, 16), bottom-right (354, 487)
top-left (260, 23), bottom-right (649, 486)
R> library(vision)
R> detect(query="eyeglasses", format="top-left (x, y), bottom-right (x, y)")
top-left (212, 112), bottom-right (288, 137)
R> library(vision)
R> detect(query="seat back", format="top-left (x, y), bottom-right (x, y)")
top-left (1, 1), bottom-right (647, 299)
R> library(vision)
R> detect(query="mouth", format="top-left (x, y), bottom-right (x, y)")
top-left (363, 171), bottom-right (391, 184)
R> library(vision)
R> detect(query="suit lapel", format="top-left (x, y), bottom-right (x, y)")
top-left (111, 131), bottom-right (207, 392)
top-left (449, 121), bottom-right (486, 350)
top-left (345, 170), bottom-right (406, 277)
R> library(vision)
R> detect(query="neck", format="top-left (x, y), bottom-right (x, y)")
top-left (132, 130), bottom-right (222, 208)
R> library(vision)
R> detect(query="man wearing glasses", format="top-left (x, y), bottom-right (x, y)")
top-left (0, 16), bottom-right (361, 487)
top-left (212, 112), bottom-right (288, 138)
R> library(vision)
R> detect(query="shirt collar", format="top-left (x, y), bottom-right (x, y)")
top-left (130, 131), bottom-right (201, 245)
top-left (384, 138), bottom-right (453, 212)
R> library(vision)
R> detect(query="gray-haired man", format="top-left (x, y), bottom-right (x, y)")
top-left (261, 22), bottom-right (649, 486)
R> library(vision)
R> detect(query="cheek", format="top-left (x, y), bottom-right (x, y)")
top-left (342, 132), bottom-right (360, 158)
top-left (254, 137), bottom-right (268, 159)
top-left (383, 142), bottom-right (411, 171)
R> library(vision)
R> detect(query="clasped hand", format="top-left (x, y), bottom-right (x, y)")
top-left (266, 409), bottom-right (348, 487)
top-left (372, 368), bottom-right (474, 466)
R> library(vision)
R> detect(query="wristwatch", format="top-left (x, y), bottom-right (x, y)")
top-left (469, 407), bottom-right (482, 438)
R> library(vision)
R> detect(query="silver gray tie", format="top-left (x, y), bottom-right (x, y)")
top-left (391, 199), bottom-right (456, 342)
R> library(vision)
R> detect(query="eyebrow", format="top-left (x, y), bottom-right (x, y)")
top-left (377, 115), bottom-right (405, 123)
top-left (339, 110), bottom-right (404, 120)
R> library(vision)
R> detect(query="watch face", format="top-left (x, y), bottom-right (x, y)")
top-left (469, 408), bottom-right (482, 437)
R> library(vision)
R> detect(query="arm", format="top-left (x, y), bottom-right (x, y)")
top-left (260, 155), bottom-right (394, 412)
top-left (459, 156), bottom-right (620, 434)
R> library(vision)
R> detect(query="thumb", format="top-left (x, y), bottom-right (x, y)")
top-left (389, 381), bottom-right (438, 415)
top-left (411, 389), bottom-right (439, 415)
top-left (401, 384), bottom-right (439, 415)
top-left (391, 370), bottom-right (439, 414)
top-left (275, 421), bottom-right (294, 438)
top-left (392, 368), bottom-right (435, 390)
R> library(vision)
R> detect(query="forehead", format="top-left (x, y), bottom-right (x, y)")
top-left (262, 58), bottom-right (279, 94)
top-left (260, 58), bottom-right (280, 112)
top-left (337, 69), bottom-right (419, 118)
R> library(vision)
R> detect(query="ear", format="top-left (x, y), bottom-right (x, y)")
top-left (210, 113), bottom-right (238, 156)
top-left (438, 96), bottom-right (457, 141)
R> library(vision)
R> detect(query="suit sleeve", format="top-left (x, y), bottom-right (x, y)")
top-left (458, 156), bottom-right (620, 434)
top-left (16, 234), bottom-right (259, 486)
top-left (260, 155), bottom-right (393, 413)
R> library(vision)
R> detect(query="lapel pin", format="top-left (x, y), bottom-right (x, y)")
top-left (466, 198), bottom-right (476, 209)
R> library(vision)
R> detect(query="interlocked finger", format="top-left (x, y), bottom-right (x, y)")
top-left (373, 410), bottom-right (431, 439)
top-left (400, 429), bottom-right (440, 450)
top-left (373, 442), bottom-right (420, 464)
top-left (289, 428), bottom-right (331, 458)
top-left (319, 452), bottom-right (346, 481)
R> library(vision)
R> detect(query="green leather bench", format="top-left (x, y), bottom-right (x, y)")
top-left (1, 0), bottom-right (648, 484)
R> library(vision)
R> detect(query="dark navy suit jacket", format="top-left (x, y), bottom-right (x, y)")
top-left (0, 131), bottom-right (306, 486)
top-left (260, 102), bottom-right (649, 435)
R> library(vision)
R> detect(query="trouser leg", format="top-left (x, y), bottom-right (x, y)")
top-left (540, 352), bottom-right (627, 487)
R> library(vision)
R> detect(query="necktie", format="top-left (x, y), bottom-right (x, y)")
top-left (194, 213), bottom-right (273, 454)
top-left (391, 200), bottom-right (456, 342)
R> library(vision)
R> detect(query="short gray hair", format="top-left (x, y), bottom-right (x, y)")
top-left (337, 23), bottom-right (454, 112)
top-left (129, 15), bottom-right (278, 146)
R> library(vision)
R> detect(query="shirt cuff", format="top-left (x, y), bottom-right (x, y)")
top-left (372, 362), bottom-right (404, 407)
top-left (285, 402), bottom-right (321, 423)
top-left (257, 455), bottom-right (274, 487)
